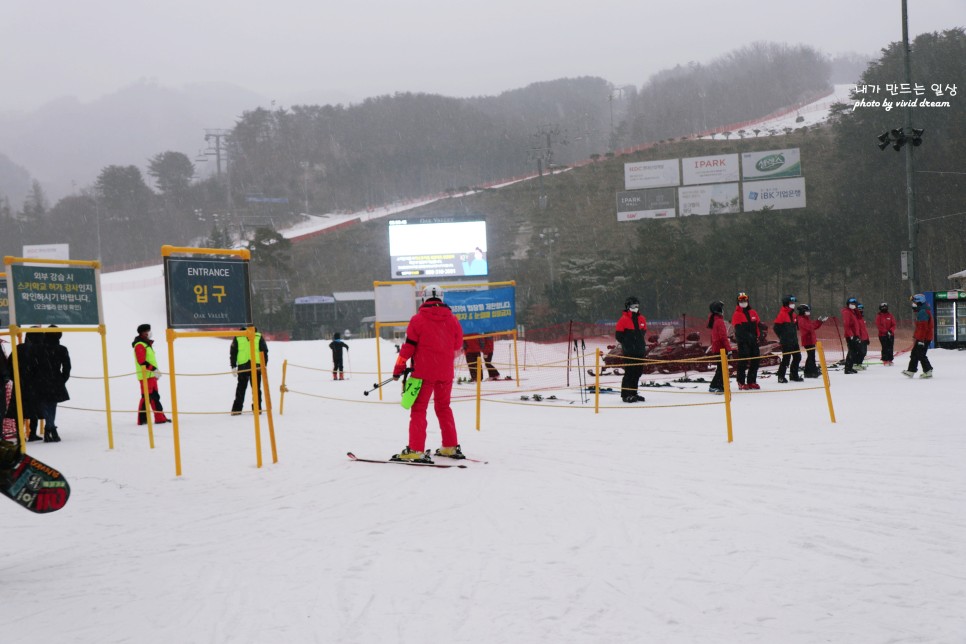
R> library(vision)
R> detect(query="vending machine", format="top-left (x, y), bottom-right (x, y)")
top-left (932, 290), bottom-right (966, 349)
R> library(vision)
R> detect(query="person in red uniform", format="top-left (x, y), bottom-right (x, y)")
top-left (796, 304), bottom-right (827, 378)
top-left (392, 285), bottom-right (465, 462)
top-left (731, 292), bottom-right (763, 390)
top-left (615, 296), bottom-right (647, 403)
top-left (132, 323), bottom-right (169, 425)
top-left (463, 336), bottom-right (501, 381)
top-left (876, 303), bottom-right (897, 365)
top-left (841, 297), bottom-right (861, 374)
top-left (854, 303), bottom-right (871, 369)
top-left (773, 295), bottom-right (802, 383)
top-left (706, 301), bottom-right (732, 393)
top-left (903, 294), bottom-right (934, 378)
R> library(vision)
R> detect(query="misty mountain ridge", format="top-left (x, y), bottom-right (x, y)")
top-left (0, 79), bottom-right (273, 201)
top-left (0, 46), bottom-right (865, 205)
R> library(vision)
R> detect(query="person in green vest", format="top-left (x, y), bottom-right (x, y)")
top-left (132, 323), bottom-right (169, 425)
top-left (230, 327), bottom-right (269, 415)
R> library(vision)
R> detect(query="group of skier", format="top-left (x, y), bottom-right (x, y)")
top-left (614, 291), bottom-right (933, 396)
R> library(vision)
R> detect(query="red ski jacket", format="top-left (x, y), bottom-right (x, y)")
top-left (731, 306), bottom-right (762, 345)
top-left (856, 313), bottom-right (870, 342)
top-left (395, 300), bottom-right (464, 381)
top-left (797, 315), bottom-right (824, 346)
top-left (913, 306), bottom-right (934, 342)
top-left (841, 307), bottom-right (859, 339)
top-left (875, 312), bottom-right (896, 336)
top-left (709, 314), bottom-right (732, 353)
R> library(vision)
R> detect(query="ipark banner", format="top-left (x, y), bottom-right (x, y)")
top-left (681, 153), bottom-right (739, 185)
top-left (446, 286), bottom-right (516, 335)
top-left (624, 159), bottom-right (680, 190)
top-left (616, 188), bottom-right (676, 221)
top-left (678, 183), bottom-right (740, 216)
top-left (741, 148), bottom-right (802, 181)
top-left (743, 177), bottom-right (807, 212)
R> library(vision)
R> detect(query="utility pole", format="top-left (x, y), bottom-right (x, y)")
top-left (608, 87), bottom-right (625, 151)
top-left (204, 128), bottom-right (234, 223)
top-left (528, 124), bottom-right (566, 210)
top-left (901, 0), bottom-right (918, 296)
top-left (300, 161), bottom-right (310, 214)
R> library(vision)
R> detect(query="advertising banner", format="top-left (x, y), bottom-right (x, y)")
top-left (164, 257), bottom-right (252, 328)
top-left (741, 148), bottom-right (802, 181)
top-left (447, 286), bottom-right (516, 335)
top-left (678, 183), bottom-right (740, 216)
top-left (9, 264), bottom-right (100, 325)
top-left (742, 177), bottom-right (807, 212)
top-left (616, 188), bottom-right (676, 221)
top-left (624, 159), bottom-right (680, 190)
top-left (681, 154), bottom-right (740, 185)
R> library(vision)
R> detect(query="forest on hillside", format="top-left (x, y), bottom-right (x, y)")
top-left (286, 30), bottom-right (966, 331)
top-left (0, 41), bottom-right (830, 266)
top-left (1, 32), bottom-right (963, 331)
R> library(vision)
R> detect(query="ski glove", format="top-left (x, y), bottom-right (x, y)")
top-left (154, 370), bottom-right (163, 380)
top-left (232, 368), bottom-right (238, 377)
top-left (392, 356), bottom-right (407, 380)
top-left (916, 341), bottom-right (926, 348)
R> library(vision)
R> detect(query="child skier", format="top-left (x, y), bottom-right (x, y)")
top-left (707, 301), bottom-right (732, 393)
top-left (876, 303), bottom-right (897, 365)
top-left (773, 295), bottom-right (802, 383)
top-left (329, 332), bottom-right (349, 380)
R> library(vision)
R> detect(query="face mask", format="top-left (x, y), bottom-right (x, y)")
top-left (849, 304), bottom-right (856, 309)
top-left (147, 332), bottom-right (153, 340)
top-left (804, 311), bottom-right (811, 316)
top-left (629, 305), bottom-right (639, 313)
top-left (788, 303), bottom-right (796, 309)
top-left (739, 302), bottom-right (748, 308)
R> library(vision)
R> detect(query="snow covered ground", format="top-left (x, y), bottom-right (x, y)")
top-left (3, 267), bottom-right (965, 643)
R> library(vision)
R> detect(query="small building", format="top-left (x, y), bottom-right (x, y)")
top-left (291, 291), bottom-right (376, 340)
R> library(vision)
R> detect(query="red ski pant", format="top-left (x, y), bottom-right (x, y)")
top-left (407, 379), bottom-right (458, 452)
top-left (136, 377), bottom-right (167, 423)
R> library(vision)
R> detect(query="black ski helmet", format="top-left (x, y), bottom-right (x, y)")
top-left (709, 300), bottom-right (724, 315)
top-left (781, 294), bottom-right (797, 307)
top-left (624, 296), bottom-right (640, 311)
top-left (846, 296), bottom-right (858, 305)
top-left (879, 302), bottom-right (889, 312)
top-left (797, 303), bottom-right (811, 315)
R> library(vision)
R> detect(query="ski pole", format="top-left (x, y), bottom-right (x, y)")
top-left (363, 376), bottom-right (395, 396)
top-left (363, 368), bottom-right (411, 396)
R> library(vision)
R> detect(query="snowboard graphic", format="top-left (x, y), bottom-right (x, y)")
top-left (1, 452), bottom-right (71, 513)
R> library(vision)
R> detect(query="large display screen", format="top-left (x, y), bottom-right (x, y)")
top-left (388, 218), bottom-right (488, 278)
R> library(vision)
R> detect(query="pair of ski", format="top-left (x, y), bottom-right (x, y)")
top-left (347, 451), bottom-right (486, 469)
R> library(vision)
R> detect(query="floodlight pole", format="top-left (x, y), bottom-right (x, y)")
top-left (901, 0), bottom-right (918, 296)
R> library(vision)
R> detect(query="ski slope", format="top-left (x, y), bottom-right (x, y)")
top-left (2, 266), bottom-right (965, 643)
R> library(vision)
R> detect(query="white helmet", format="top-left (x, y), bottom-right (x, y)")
top-left (422, 284), bottom-right (444, 302)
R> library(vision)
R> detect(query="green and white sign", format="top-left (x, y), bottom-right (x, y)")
top-left (741, 148), bottom-right (802, 181)
top-left (8, 264), bottom-right (101, 325)
top-left (164, 257), bottom-right (253, 328)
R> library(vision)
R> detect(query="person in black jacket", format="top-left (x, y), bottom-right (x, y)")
top-left (773, 295), bottom-right (803, 383)
top-left (38, 325), bottom-right (71, 442)
top-left (329, 332), bottom-right (349, 380)
top-left (15, 330), bottom-right (45, 441)
top-left (615, 296), bottom-right (647, 403)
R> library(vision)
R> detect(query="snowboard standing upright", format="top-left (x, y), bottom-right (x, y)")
top-left (1, 452), bottom-right (71, 513)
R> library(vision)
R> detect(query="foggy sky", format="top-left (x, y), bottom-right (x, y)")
top-left (2, 0), bottom-right (962, 112)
